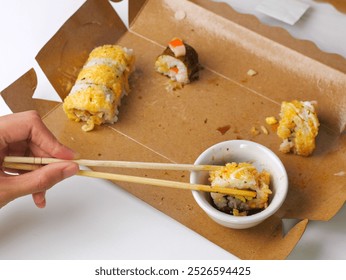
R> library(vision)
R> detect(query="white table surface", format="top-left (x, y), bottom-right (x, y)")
top-left (0, 0), bottom-right (345, 260)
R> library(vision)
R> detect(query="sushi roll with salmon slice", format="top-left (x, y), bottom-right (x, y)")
top-left (209, 162), bottom-right (272, 216)
top-left (277, 100), bottom-right (320, 156)
top-left (155, 38), bottom-right (199, 90)
top-left (63, 44), bottom-right (135, 132)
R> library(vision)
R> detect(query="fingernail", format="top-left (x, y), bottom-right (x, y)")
top-left (36, 199), bottom-right (46, 209)
top-left (34, 193), bottom-right (46, 208)
top-left (72, 151), bottom-right (81, 160)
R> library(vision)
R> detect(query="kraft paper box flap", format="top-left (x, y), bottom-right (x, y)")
top-left (128, 0), bottom-right (147, 26)
top-left (3, 0), bottom-right (346, 259)
top-left (0, 68), bottom-right (60, 117)
top-left (35, 0), bottom-right (127, 100)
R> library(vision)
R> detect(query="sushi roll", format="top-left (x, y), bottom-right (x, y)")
top-left (277, 100), bottom-right (320, 156)
top-left (63, 45), bottom-right (135, 131)
top-left (209, 162), bottom-right (272, 216)
top-left (155, 38), bottom-right (199, 89)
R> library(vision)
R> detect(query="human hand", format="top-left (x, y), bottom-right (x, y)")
top-left (0, 111), bottom-right (79, 209)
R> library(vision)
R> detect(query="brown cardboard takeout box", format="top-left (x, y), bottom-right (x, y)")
top-left (1, 0), bottom-right (346, 259)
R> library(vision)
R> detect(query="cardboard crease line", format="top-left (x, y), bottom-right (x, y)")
top-left (106, 124), bottom-right (178, 164)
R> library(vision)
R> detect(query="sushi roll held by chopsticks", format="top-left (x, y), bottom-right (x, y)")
top-left (63, 45), bottom-right (135, 132)
top-left (209, 162), bottom-right (272, 216)
top-left (155, 38), bottom-right (199, 90)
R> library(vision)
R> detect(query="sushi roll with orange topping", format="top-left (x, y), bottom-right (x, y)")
top-left (209, 162), bottom-right (272, 216)
top-left (63, 45), bottom-right (135, 131)
top-left (155, 38), bottom-right (199, 90)
top-left (277, 100), bottom-right (320, 156)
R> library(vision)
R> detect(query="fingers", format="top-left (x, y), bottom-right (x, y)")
top-left (29, 115), bottom-right (77, 159)
top-left (0, 111), bottom-right (80, 209)
top-left (0, 161), bottom-right (79, 208)
top-left (0, 111), bottom-right (76, 159)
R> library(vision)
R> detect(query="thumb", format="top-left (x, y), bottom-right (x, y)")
top-left (3, 162), bottom-right (79, 207)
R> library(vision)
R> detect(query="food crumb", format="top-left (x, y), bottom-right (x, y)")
top-left (265, 116), bottom-right (278, 125)
top-left (165, 80), bottom-right (183, 92)
top-left (260, 125), bottom-right (269, 135)
top-left (247, 69), bottom-right (257, 76)
top-left (251, 126), bottom-right (260, 136)
top-left (334, 171), bottom-right (345, 176)
top-left (159, 196), bottom-right (165, 205)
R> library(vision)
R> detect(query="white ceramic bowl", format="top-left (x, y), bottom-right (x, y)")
top-left (190, 140), bottom-right (288, 229)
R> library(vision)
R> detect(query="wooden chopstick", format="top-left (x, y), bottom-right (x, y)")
top-left (3, 156), bottom-right (223, 171)
top-left (2, 161), bottom-right (257, 197)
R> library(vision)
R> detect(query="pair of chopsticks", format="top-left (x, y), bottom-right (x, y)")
top-left (2, 156), bottom-right (257, 197)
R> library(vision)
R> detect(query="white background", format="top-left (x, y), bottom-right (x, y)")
top-left (0, 0), bottom-right (345, 260)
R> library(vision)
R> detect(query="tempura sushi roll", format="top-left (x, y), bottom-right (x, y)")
top-left (63, 44), bottom-right (135, 131)
top-left (209, 162), bottom-right (272, 216)
top-left (155, 38), bottom-right (199, 88)
top-left (277, 100), bottom-right (320, 156)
